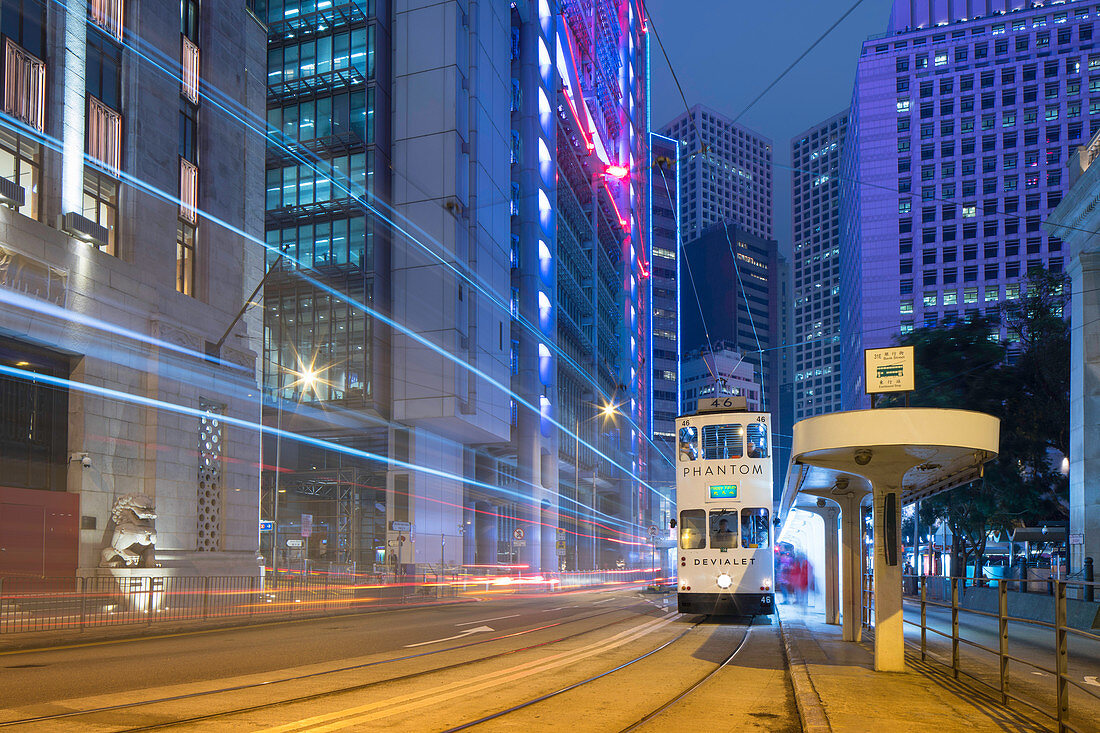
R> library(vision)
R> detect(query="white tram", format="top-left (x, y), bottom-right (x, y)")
top-left (674, 398), bottom-right (775, 615)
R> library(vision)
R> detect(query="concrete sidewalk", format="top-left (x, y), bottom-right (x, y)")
top-left (778, 605), bottom-right (1051, 733)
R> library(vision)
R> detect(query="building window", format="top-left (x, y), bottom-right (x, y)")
top-left (2, 39), bottom-right (44, 132)
top-left (82, 167), bottom-right (119, 255)
top-left (179, 100), bottom-right (198, 163)
top-left (86, 26), bottom-right (122, 111)
top-left (89, 0), bottom-right (125, 41)
top-left (87, 95), bottom-right (121, 170)
top-left (0, 125), bottom-right (40, 219)
top-left (176, 220), bottom-right (195, 296)
top-left (179, 156), bottom-right (198, 224)
top-left (181, 36), bottom-right (200, 104)
top-left (180, 0), bottom-right (199, 44)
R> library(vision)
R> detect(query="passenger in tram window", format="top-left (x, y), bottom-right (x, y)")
top-left (747, 424), bottom-right (768, 458)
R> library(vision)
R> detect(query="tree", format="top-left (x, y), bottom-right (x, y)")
top-left (886, 271), bottom-right (1069, 576)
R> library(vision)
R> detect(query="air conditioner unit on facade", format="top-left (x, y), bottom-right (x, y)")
top-left (0, 176), bottom-right (25, 208)
top-left (60, 212), bottom-right (110, 249)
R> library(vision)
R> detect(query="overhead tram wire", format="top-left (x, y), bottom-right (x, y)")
top-left (654, 161), bottom-right (720, 382)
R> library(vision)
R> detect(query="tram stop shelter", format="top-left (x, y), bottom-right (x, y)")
top-left (779, 408), bottom-right (1000, 672)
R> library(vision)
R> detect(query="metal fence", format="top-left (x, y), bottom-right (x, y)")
top-left (0, 567), bottom-right (661, 636)
top-left (906, 575), bottom-right (1100, 733)
top-left (0, 572), bottom-right (459, 635)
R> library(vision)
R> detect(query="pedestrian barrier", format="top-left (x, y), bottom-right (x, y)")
top-left (905, 574), bottom-right (1100, 733)
top-left (0, 567), bottom-right (661, 636)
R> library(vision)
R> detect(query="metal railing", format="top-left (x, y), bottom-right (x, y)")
top-left (905, 575), bottom-right (1100, 733)
top-left (0, 572), bottom-right (460, 635)
top-left (0, 567), bottom-right (661, 636)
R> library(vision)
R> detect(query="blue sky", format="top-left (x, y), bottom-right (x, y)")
top-left (646, 0), bottom-right (896, 253)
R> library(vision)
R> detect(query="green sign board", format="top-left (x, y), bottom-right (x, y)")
top-left (709, 484), bottom-right (738, 499)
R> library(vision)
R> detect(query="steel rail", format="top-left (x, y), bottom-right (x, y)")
top-left (441, 615), bottom-right (757, 733)
top-left (0, 603), bottom-right (653, 730)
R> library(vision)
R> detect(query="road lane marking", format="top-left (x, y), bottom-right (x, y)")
top-left (455, 614), bottom-right (519, 626)
top-left (261, 612), bottom-right (679, 732)
top-left (593, 597), bottom-right (620, 605)
top-left (403, 625), bottom-right (494, 648)
top-left (542, 606), bottom-right (579, 612)
top-left (1085, 676), bottom-right (1100, 687)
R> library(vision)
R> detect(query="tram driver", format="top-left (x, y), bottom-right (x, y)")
top-left (711, 514), bottom-right (736, 549)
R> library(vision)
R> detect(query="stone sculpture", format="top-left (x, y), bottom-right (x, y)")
top-left (100, 494), bottom-right (158, 568)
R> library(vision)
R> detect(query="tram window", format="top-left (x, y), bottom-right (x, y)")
top-left (679, 510), bottom-right (706, 549)
top-left (710, 510), bottom-right (738, 549)
top-left (746, 423), bottom-right (768, 458)
top-left (678, 426), bottom-right (698, 461)
top-left (701, 423), bottom-right (743, 460)
top-left (741, 508), bottom-right (770, 549)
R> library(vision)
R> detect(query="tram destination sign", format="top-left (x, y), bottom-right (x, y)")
top-left (864, 346), bottom-right (915, 394)
top-left (709, 484), bottom-right (738, 499)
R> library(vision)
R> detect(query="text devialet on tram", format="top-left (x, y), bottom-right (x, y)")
top-left (673, 396), bottom-right (774, 615)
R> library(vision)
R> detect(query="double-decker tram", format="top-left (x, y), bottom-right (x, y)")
top-left (674, 397), bottom-right (775, 615)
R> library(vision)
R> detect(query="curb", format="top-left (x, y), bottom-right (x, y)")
top-left (778, 613), bottom-right (832, 733)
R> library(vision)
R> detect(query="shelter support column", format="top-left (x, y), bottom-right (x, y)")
top-left (804, 504), bottom-right (840, 625)
top-left (872, 483), bottom-right (905, 672)
top-left (835, 490), bottom-right (866, 642)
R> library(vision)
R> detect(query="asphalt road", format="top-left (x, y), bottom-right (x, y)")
top-left (0, 588), bottom-right (798, 731)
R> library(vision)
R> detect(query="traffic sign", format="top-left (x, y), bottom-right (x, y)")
top-left (513, 527), bottom-right (525, 541)
top-left (864, 346), bottom-right (915, 394)
top-left (555, 540), bottom-right (566, 550)
top-left (260, 520), bottom-right (275, 532)
top-left (301, 513), bottom-right (313, 538)
top-left (286, 539), bottom-right (304, 548)
top-left (391, 521), bottom-right (413, 531)
top-left (513, 540), bottom-right (526, 547)
top-left (647, 525), bottom-right (658, 538)
top-left (1070, 533), bottom-right (1084, 545)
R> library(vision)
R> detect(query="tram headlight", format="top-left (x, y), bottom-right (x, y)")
top-left (716, 573), bottom-right (733, 589)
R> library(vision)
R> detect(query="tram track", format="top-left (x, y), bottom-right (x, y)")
top-left (441, 615), bottom-right (757, 733)
top-left (0, 599), bottom-right (656, 731)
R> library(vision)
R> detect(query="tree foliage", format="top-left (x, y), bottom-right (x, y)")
top-left (882, 271), bottom-right (1069, 572)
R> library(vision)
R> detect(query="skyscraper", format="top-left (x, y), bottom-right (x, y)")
top-left (842, 0), bottom-right (1087, 408)
top-left (792, 111), bottom-right (847, 420)
top-left (258, 0), bottom-right (653, 572)
top-left (678, 223), bottom-right (782, 421)
top-left (660, 105), bottom-right (773, 242)
top-left (650, 131), bottom-right (680, 482)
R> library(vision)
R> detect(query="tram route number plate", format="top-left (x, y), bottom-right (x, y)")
top-left (709, 484), bottom-right (738, 499)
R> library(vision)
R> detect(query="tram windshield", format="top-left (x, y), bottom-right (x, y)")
top-left (701, 423), bottom-right (743, 460)
top-left (741, 508), bottom-right (770, 549)
top-left (679, 509), bottom-right (706, 549)
top-left (710, 510), bottom-right (738, 549)
top-left (678, 426), bottom-right (698, 461)
top-left (746, 423), bottom-right (768, 458)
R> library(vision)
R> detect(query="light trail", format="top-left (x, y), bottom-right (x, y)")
top-left (57, 0), bottom-right (675, 470)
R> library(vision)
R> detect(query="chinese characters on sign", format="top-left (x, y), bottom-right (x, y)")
top-left (864, 346), bottom-right (915, 394)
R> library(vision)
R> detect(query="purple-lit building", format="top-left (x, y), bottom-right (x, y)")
top-left (842, 0), bottom-right (1089, 407)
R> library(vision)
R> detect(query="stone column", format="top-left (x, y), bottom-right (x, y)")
top-left (1070, 250), bottom-right (1100, 571)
